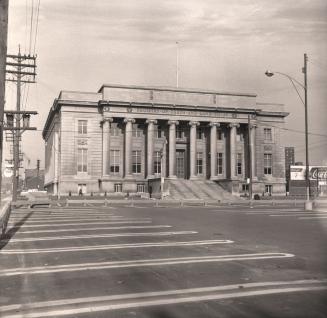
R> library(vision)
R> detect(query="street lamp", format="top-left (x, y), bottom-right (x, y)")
top-left (265, 53), bottom-right (312, 210)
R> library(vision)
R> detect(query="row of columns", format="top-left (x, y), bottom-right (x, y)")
top-left (101, 117), bottom-right (256, 180)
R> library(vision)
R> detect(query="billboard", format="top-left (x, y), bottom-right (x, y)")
top-left (290, 166), bottom-right (327, 183)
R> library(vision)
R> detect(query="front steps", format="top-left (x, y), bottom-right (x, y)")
top-left (166, 179), bottom-right (243, 203)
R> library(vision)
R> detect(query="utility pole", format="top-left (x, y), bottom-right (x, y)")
top-left (303, 53), bottom-right (310, 207)
top-left (0, 0), bottom-right (9, 202)
top-left (5, 49), bottom-right (37, 201)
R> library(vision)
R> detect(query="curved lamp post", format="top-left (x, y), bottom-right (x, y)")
top-left (265, 53), bottom-right (312, 210)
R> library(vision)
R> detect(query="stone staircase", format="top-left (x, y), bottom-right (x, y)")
top-left (166, 179), bottom-right (243, 202)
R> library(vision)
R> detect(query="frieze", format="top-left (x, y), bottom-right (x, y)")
top-left (103, 106), bottom-right (237, 118)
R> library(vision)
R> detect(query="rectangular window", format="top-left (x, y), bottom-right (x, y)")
top-left (196, 128), bottom-right (203, 140)
top-left (137, 184), bottom-right (145, 193)
top-left (154, 151), bottom-right (161, 174)
top-left (132, 150), bottom-right (142, 174)
top-left (236, 153), bottom-right (242, 175)
top-left (156, 126), bottom-right (162, 138)
top-left (236, 128), bottom-right (243, 142)
top-left (176, 127), bottom-right (183, 139)
top-left (132, 124), bottom-right (142, 137)
top-left (217, 152), bottom-right (224, 175)
top-left (264, 153), bottom-right (272, 175)
top-left (265, 184), bottom-right (272, 195)
top-left (242, 184), bottom-right (249, 192)
top-left (217, 130), bottom-right (223, 140)
top-left (110, 150), bottom-right (120, 174)
top-left (110, 124), bottom-right (120, 136)
top-left (78, 120), bottom-right (87, 134)
top-left (264, 128), bottom-right (272, 141)
top-left (77, 148), bottom-right (87, 172)
top-left (196, 152), bottom-right (203, 174)
top-left (114, 183), bottom-right (122, 193)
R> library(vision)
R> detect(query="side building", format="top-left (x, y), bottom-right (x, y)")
top-left (42, 84), bottom-right (288, 198)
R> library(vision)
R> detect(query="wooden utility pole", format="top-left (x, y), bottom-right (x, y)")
top-left (0, 0), bottom-right (9, 202)
top-left (5, 50), bottom-right (37, 201)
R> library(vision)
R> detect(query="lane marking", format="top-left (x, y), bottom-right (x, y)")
top-left (0, 279), bottom-right (325, 317)
top-left (9, 213), bottom-right (117, 219)
top-left (269, 213), bottom-right (327, 217)
top-left (299, 216), bottom-right (327, 220)
top-left (7, 220), bottom-right (153, 229)
top-left (0, 239), bottom-right (234, 254)
top-left (6, 231), bottom-right (198, 243)
top-left (14, 225), bottom-right (172, 234)
top-left (0, 252), bottom-right (294, 276)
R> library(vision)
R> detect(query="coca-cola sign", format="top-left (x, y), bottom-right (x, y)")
top-left (291, 166), bottom-right (327, 181)
top-left (310, 167), bottom-right (327, 180)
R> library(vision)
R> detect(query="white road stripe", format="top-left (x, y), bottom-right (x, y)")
top-left (0, 239), bottom-right (234, 254)
top-left (269, 213), bottom-right (327, 217)
top-left (1, 281), bottom-right (326, 318)
top-left (9, 213), bottom-right (117, 218)
top-left (6, 231), bottom-right (198, 243)
top-left (0, 252), bottom-right (294, 276)
top-left (8, 217), bottom-right (134, 224)
top-left (7, 220), bottom-right (153, 229)
top-left (299, 216), bottom-right (327, 219)
top-left (15, 225), bottom-right (172, 234)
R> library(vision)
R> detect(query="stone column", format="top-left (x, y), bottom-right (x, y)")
top-left (189, 121), bottom-right (200, 179)
top-left (229, 123), bottom-right (239, 179)
top-left (146, 119), bottom-right (157, 178)
top-left (168, 120), bottom-right (179, 178)
top-left (209, 122), bottom-right (220, 180)
top-left (102, 117), bottom-right (113, 176)
top-left (250, 123), bottom-right (257, 179)
top-left (124, 118), bottom-right (135, 178)
top-left (53, 129), bottom-right (59, 195)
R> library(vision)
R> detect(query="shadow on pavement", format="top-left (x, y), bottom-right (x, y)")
top-left (0, 210), bottom-right (34, 250)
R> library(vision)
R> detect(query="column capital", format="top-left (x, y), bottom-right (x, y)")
top-left (101, 117), bottom-right (113, 126)
top-left (168, 120), bottom-right (179, 126)
top-left (249, 123), bottom-right (257, 129)
top-left (189, 121), bottom-right (200, 127)
top-left (209, 122), bottom-right (220, 127)
top-left (146, 119), bottom-right (158, 125)
top-left (228, 122), bottom-right (240, 128)
top-left (124, 118), bottom-right (136, 124)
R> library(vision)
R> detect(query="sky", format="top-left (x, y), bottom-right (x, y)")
top-left (5, 0), bottom-right (327, 169)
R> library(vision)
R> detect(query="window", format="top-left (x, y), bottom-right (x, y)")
top-left (110, 150), bottom-right (120, 174)
top-left (196, 128), bottom-right (203, 140)
top-left (196, 152), bottom-right (203, 174)
top-left (236, 153), bottom-right (242, 175)
top-left (176, 127), bottom-right (183, 139)
top-left (236, 128), bottom-right (243, 142)
top-left (242, 184), bottom-right (249, 192)
top-left (217, 130), bottom-right (223, 140)
top-left (154, 151), bottom-right (161, 174)
top-left (156, 126), bottom-right (162, 138)
top-left (114, 183), bottom-right (122, 193)
top-left (132, 150), bottom-right (142, 173)
top-left (110, 124), bottom-right (120, 136)
top-left (264, 128), bottom-right (272, 141)
top-left (264, 153), bottom-right (273, 175)
top-left (78, 120), bottom-right (87, 134)
top-left (265, 184), bottom-right (272, 195)
top-left (217, 152), bottom-right (224, 175)
top-left (137, 184), bottom-right (145, 193)
top-left (132, 124), bottom-right (143, 137)
top-left (77, 148), bottom-right (87, 172)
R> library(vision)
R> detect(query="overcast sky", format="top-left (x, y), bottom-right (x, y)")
top-left (5, 0), bottom-right (327, 168)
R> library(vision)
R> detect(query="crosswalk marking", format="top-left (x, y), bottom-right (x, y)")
top-left (1, 279), bottom-right (324, 317)
top-left (13, 225), bottom-right (172, 234)
top-left (8, 220), bottom-right (153, 229)
top-left (6, 231), bottom-right (198, 243)
top-left (0, 253), bottom-right (294, 276)
top-left (0, 239), bottom-right (234, 254)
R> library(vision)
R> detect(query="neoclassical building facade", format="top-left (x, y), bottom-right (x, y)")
top-left (43, 84), bottom-right (288, 197)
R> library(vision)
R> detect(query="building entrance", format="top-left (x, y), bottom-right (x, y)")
top-left (176, 150), bottom-right (186, 178)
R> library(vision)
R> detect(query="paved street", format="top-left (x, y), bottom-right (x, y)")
top-left (0, 203), bottom-right (327, 318)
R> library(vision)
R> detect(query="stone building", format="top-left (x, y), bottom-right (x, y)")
top-left (43, 84), bottom-right (288, 198)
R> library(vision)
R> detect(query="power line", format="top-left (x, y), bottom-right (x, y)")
top-left (32, 0), bottom-right (41, 55)
top-left (28, 0), bottom-right (35, 54)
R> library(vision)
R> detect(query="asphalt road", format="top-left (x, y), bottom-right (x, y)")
top-left (0, 203), bottom-right (327, 318)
